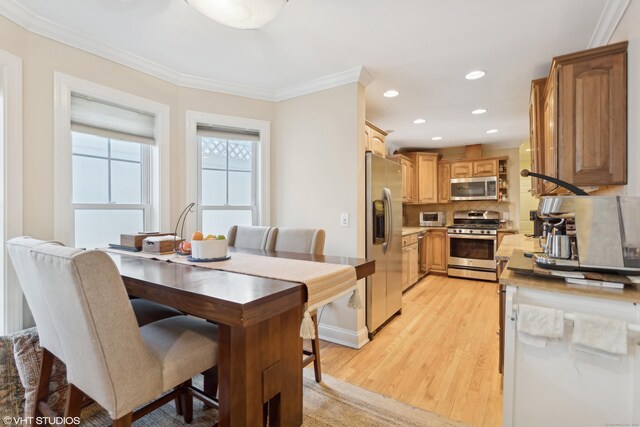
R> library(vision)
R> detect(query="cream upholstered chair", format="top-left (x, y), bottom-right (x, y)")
top-left (267, 227), bottom-right (326, 382)
top-left (26, 243), bottom-right (219, 426)
top-left (227, 225), bottom-right (273, 249)
top-left (266, 227), bottom-right (326, 255)
top-left (7, 237), bottom-right (182, 328)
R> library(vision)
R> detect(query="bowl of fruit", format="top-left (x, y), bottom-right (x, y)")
top-left (190, 231), bottom-right (228, 260)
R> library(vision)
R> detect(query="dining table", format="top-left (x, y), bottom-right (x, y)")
top-left (107, 247), bottom-right (375, 427)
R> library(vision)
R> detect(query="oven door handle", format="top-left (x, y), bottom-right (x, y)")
top-left (448, 234), bottom-right (497, 241)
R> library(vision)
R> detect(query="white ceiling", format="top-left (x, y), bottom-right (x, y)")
top-left (1, 0), bottom-right (611, 148)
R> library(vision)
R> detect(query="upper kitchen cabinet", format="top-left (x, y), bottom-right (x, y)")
top-left (473, 159), bottom-right (498, 177)
top-left (365, 120), bottom-right (388, 158)
top-left (389, 154), bottom-right (416, 203)
top-left (409, 152), bottom-right (439, 204)
top-left (437, 162), bottom-right (450, 203)
top-left (529, 78), bottom-right (547, 195)
top-left (534, 41), bottom-right (628, 192)
top-left (450, 161), bottom-right (473, 178)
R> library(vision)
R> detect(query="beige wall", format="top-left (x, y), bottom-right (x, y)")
top-left (0, 15), bottom-right (275, 241)
top-left (273, 83), bottom-right (367, 346)
top-left (609, 2), bottom-right (640, 197)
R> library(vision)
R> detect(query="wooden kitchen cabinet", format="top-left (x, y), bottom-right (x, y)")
top-left (450, 161), bottom-right (473, 178)
top-left (401, 245), bottom-right (410, 291)
top-left (400, 156), bottom-right (415, 203)
top-left (402, 233), bottom-right (419, 291)
top-left (365, 120), bottom-right (388, 158)
top-left (529, 78), bottom-right (546, 195)
top-left (408, 244), bottom-right (419, 287)
top-left (535, 41), bottom-right (628, 193)
top-left (473, 159), bottom-right (498, 177)
top-left (437, 162), bottom-right (450, 203)
top-left (427, 230), bottom-right (447, 274)
top-left (409, 153), bottom-right (439, 204)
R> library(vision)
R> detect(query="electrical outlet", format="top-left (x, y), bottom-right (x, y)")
top-left (340, 212), bottom-right (349, 228)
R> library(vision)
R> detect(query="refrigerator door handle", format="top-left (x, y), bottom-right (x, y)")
top-left (383, 187), bottom-right (393, 254)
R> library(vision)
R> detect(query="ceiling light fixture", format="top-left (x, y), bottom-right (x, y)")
top-left (432, 136), bottom-right (443, 141)
top-left (413, 119), bottom-right (426, 124)
top-left (186, 0), bottom-right (288, 30)
top-left (383, 90), bottom-right (399, 98)
top-left (465, 70), bottom-right (486, 80)
top-left (472, 108), bottom-right (487, 115)
top-left (486, 129), bottom-right (498, 134)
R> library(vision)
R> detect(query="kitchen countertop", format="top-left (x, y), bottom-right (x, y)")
top-left (496, 234), bottom-right (538, 261)
top-left (402, 226), bottom-right (448, 236)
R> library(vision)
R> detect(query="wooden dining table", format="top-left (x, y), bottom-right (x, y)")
top-left (107, 247), bottom-right (375, 427)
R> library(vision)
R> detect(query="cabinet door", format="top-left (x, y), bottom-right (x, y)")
top-left (438, 163), bottom-right (450, 203)
top-left (416, 154), bottom-right (438, 203)
top-left (364, 125), bottom-right (372, 152)
top-left (543, 70), bottom-right (558, 193)
top-left (428, 231), bottom-right (447, 273)
top-left (409, 244), bottom-right (419, 286)
top-left (530, 79), bottom-right (547, 195)
top-left (401, 246), bottom-right (410, 290)
top-left (451, 161), bottom-right (473, 178)
top-left (558, 52), bottom-right (627, 186)
top-left (407, 161), bottom-right (415, 202)
top-left (400, 158), bottom-right (415, 203)
top-left (421, 233), bottom-right (428, 273)
top-left (473, 159), bottom-right (498, 177)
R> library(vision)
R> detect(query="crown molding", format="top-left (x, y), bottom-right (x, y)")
top-left (588, 0), bottom-right (630, 48)
top-left (0, 0), bottom-right (372, 102)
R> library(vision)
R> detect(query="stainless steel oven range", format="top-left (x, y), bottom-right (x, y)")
top-left (447, 210), bottom-right (499, 281)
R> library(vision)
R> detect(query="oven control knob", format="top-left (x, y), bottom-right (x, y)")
top-left (469, 230), bottom-right (474, 234)
top-left (480, 230), bottom-right (485, 234)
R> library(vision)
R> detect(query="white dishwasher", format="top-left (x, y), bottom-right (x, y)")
top-left (503, 285), bottom-right (640, 427)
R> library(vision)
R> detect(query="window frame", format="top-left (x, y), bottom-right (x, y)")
top-left (71, 132), bottom-right (152, 248)
top-left (53, 72), bottom-right (171, 247)
top-left (186, 111), bottom-right (270, 234)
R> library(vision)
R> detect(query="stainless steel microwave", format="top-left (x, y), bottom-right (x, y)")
top-left (419, 211), bottom-right (446, 227)
top-left (450, 176), bottom-right (498, 201)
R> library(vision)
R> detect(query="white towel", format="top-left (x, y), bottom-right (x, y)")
top-left (572, 313), bottom-right (628, 356)
top-left (517, 304), bottom-right (564, 348)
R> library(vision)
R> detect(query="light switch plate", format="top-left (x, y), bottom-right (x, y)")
top-left (340, 212), bottom-right (349, 227)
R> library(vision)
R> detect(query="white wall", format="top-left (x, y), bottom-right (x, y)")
top-left (273, 83), bottom-right (368, 348)
top-left (610, 1), bottom-right (640, 196)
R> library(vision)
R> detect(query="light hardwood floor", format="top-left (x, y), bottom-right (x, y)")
top-left (314, 275), bottom-right (502, 427)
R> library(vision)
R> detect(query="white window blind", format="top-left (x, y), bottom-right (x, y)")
top-left (70, 93), bottom-right (155, 145)
top-left (196, 125), bottom-right (259, 141)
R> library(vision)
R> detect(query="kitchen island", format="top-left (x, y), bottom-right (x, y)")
top-left (498, 237), bottom-right (640, 427)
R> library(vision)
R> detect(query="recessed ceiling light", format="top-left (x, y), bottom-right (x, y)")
top-left (432, 136), bottom-right (443, 141)
top-left (472, 108), bottom-right (488, 115)
top-left (413, 119), bottom-right (426, 124)
top-left (383, 90), bottom-right (399, 98)
top-left (486, 129), bottom-right (498, 134)
top-left (465, 70), bottom-right (486, 80)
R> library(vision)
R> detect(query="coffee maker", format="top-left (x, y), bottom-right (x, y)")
top-left (534, 196), bottom-right (640, 275)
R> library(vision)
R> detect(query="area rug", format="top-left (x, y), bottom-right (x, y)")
top-left (77, 370), bottom-right (466, 426)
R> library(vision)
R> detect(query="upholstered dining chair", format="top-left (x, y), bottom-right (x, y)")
top-left (7, 237), bottom-right (182, 328)
top-left (227, 225), bottom-right (274, 249)
top-left (24, 243), bottom-right (219, 426)
top-left (267, 227), bottom-right (326, 383)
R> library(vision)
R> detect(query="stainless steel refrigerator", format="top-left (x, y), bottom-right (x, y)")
top-left (366, 152), bottom-right (402, 338)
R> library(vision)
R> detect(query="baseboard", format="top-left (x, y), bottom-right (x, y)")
top-left (318, 323), bottom-right (369, 349)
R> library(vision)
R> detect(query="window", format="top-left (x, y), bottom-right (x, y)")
top-left (70, 93), bottom-right (155, 249)
top-left (197, 126), bottom-right (259, 236)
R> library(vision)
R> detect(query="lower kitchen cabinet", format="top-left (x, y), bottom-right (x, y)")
top-left (402, 233), bottom-right (419, 291)
top-left (427, 229), bottom-right (448, 274)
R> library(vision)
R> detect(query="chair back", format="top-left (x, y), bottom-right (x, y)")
top-left (267, 228), bottom-right (325, 255)
top-left (6, 237), bottom-right (66, 359)
top-left (29, 244), bottom-right (161, 417)
top-left (227, 225), bottom-right (273, 250)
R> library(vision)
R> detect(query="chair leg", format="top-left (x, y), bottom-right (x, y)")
top-left (112, 413), bottom-right (132, 427)
top-left (179, 379), bottom-right (193, 423)
top-left (311, 312), bottom-right (322, 383)
top-left (64, 384), bottom-right (84, 417)
top-left (174, 385), bottom-right (183, 416)
top-left (203, 367), bottom-right (218, 399)
top-left (34, 348), bottom-right (54, 417)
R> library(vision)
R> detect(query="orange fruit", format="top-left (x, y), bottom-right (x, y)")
top-left (192, 231), bottom-right (204, 241)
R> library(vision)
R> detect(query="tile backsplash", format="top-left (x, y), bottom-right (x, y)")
top-left (404, 201), bottom-right (514, 226)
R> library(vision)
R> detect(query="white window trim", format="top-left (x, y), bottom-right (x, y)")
top-left (54, 72), bottom-right (171, 245)
top-left (185, 111), bottom-right (270, 233)
top-left (0, 49), bottom-right (23, 334)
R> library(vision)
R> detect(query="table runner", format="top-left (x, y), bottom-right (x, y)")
top-left (103, 249), bottom-right (361, 338)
